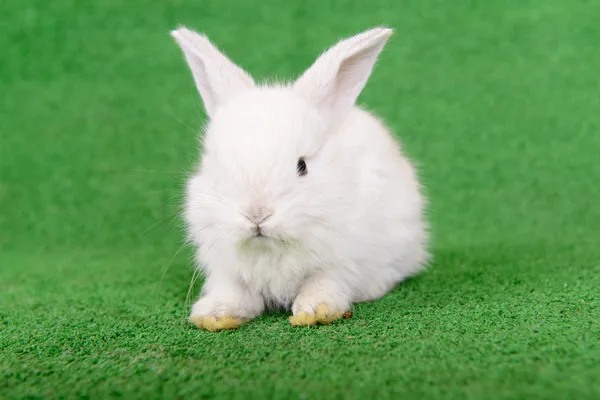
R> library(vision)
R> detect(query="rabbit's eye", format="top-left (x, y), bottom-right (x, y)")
top-left (297, 157), bottom-right (307, 176)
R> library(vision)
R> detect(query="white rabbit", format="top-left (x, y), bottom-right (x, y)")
top-left (171, 26), bottom-right (429, 331)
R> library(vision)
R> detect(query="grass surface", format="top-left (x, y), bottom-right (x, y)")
top-left (1, 0), bottom-right (600, 398)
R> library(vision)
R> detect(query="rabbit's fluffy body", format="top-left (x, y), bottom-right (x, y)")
top-left (172, 26), bottom-right (428, 328)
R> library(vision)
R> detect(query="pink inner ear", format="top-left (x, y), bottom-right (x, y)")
top-left (292, 28), bottom-right (392, 123)
top-left (171, 27), bottom-right (256, 118)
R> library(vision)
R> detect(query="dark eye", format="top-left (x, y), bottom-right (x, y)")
top-left (297, 157), bottom-right (307, 176)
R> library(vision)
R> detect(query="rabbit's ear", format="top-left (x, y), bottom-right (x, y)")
top-left (294, 27), bottom-right (392, 122)
top-left (171, 27), bottom-right (255, 117)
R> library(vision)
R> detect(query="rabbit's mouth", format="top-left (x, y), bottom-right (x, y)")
top-left (254, 225), bottom-right (266, 238)
top-left (247, 220), bottom-right (279, 242)
top-left (238, 234), bottom-right (279, 254)
top-left (240, 229), bottom-right (276, 245)
top-left (238, 228), bottom-right (299, 252)
top-left (252, 230), bottom-right (275, 242)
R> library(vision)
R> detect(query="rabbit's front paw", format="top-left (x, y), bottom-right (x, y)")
top-left (189, 315), bottom-right (245, 331)
top-left (189, 296), bottom-right (251, 332)
top-left (289, 303), bottom-right (342, 326)
top-left (289, 277), bottom-right (350, 326)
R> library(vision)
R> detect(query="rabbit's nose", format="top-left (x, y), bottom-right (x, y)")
top-left (243, 205), bottom-right (273, 225)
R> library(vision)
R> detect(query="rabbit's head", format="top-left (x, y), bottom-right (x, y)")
top-left (172, 27), bottom-right (393, 253)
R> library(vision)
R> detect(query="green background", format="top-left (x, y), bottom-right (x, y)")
top-left (1, 0), bottom-right (599, 398)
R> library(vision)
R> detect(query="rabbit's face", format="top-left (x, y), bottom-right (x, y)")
top-left (186, 87), bottom-right (345, 253)
top-left (174, 26), bottom-right (393, 256)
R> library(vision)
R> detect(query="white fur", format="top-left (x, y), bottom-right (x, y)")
top-left (171, 26), bottom-right (429, 321)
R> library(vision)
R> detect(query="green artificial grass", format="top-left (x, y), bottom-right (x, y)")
top-left (1, 0), bottom-right (599, 398)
